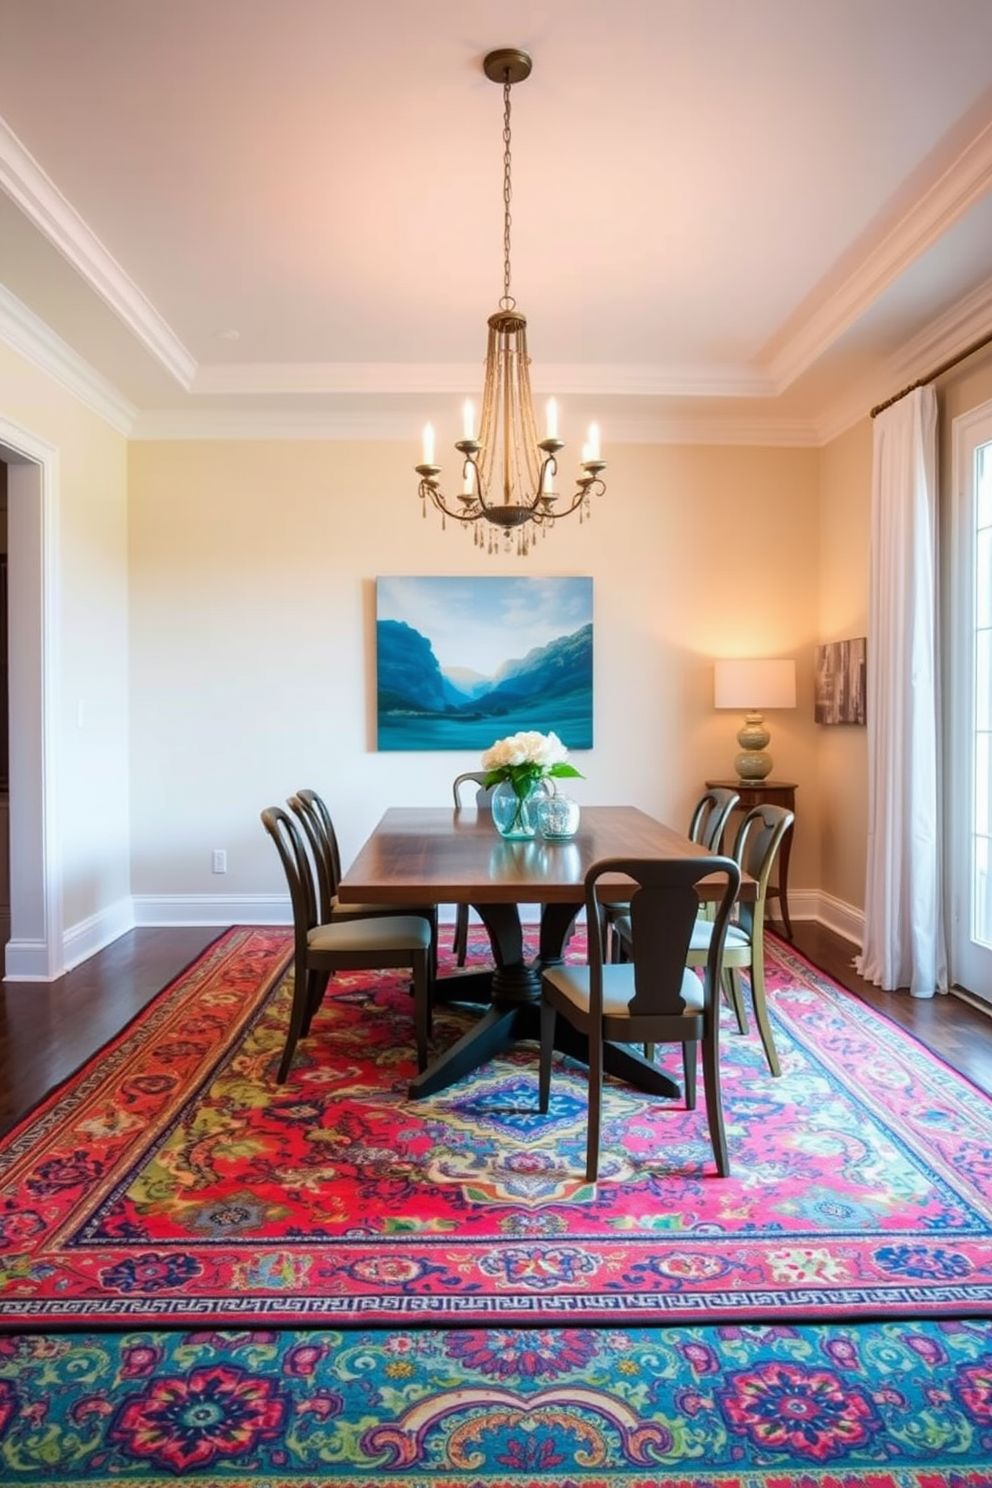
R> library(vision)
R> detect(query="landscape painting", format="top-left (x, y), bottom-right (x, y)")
top-left (376, 576), bottom-right (593, 752)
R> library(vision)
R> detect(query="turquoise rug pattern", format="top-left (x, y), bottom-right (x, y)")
top-left (2, 1317), bottom-right (992, 1482)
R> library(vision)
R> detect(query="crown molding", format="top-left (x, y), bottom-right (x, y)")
top-left (0, 284), bottom-right (136, 434)
top-left (130, 408), bottom-right (426, 440)
top-left (130, 404), bottom-right (819, 446)
top-left (190, 359), bottom-right (774, 399)
top-left (609, 414), bottom-right (820, 447)
top-left (765, 111), bottom-right (992, 393)
top-left (885, 271), bottom-right (992, 384)
top-left (814, 271), bottom-right (992, 445)
top-left (0, 114), bottom-right (196, 388)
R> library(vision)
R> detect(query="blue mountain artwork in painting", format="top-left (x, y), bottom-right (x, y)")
top-left (375, 576), bottom-right (593, 751)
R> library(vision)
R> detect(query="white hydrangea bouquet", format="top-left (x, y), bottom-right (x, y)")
top-left (481, 730), bottom-right (583, 835)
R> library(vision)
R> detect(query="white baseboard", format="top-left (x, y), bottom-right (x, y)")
top-left (131, 894), bottom-right (292, 926)
top-left (62, 896), bottom-right (135, 971)
top-left (129, 897), bottom-right (516, 930)
top-left (116, 890), bottom-right (869, 944)
top-left (805, 890), bottom-right (864, 947)
top-left (3, 889), bottom-right (867, 983)
top-left (4, 936), bottom-right (56, 980)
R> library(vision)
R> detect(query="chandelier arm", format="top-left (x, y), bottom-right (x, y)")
top-left (531, 475), bottom-right (607, 523)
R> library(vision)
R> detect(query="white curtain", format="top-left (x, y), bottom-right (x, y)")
top-left (859, 384), bottom-right (947, 996)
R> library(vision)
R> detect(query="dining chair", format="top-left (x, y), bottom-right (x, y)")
top-left (261, 805), bottom-right (433, 1083)
top-left (688, 786), bottom-right (741, 855)
top-left (289, 788), bottom-right (438, 972)
top-left (539, 853), bottom-right (740, 1181)
top-left (685, 802), bottom-right (794, 1075)
top-left (688, 786), bottom-right (741, 924)
top-left (604, 786), bottom-right (740, 961)
top-left (451, 771), bottom-right (495, 965)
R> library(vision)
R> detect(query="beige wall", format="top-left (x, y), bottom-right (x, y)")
top-left (816, 417), bottom-right (872, 912)
top-left (6, 328), bottom-right (992, 957)
top-left (127, 438), bottom-right (822, 906)
top-left (0, 342), bottom-right (131, 933)
top-left (0, 330), bottom-right (880, 954)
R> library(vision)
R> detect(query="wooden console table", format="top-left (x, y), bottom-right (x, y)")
top-left (705, 778), bottom-right (797, 939)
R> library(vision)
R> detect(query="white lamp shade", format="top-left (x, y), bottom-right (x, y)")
top-left (714, 658), bottom-right (796, 710)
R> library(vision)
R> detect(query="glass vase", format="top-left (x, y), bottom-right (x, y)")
top-left (535, 792), bottom-right (581, 840)
top-left (490, 779), bottom-right (542, 839)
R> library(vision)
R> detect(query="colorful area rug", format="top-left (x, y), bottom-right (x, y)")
top-left (3, 925), bottom-right (992, 1330)
top-left (3, 1316), bottom-right (992, 1482)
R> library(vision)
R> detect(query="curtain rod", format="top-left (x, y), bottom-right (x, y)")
top-left (870, 326), bottom-right (992, 418)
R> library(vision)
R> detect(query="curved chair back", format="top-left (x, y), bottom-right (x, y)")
top-left (453, 772), bottom-right (551, 809)
top-left (731, 803), bottom-right (794, 938)
top-left (452, 771), bottom-right (495, 809)
top-left (289, 789), bottom-right (341, 923)
top-left (261, 805), bottom-right (319, 945)
top-left (688, 787), bottom-right (740, 853)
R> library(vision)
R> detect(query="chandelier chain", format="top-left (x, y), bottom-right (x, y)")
top-left (414, 46), bottom-right (606, 553)
top-left (501, 75), bottom-right (514, 310)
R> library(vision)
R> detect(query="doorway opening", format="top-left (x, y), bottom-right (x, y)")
top-left (0, 418), bottom-right (61, 980)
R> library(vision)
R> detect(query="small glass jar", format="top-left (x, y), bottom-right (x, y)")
top-left (535, 793), bottom-right (581, 840)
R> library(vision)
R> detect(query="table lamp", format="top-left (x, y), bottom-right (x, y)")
top-left (714, 658), bottom-right (796, 780)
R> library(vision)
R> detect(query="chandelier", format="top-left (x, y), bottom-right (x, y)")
top-left (415, 48), bottom-right (607, 556)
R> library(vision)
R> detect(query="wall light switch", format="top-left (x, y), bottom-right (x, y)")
top-left (212, 849), bottom-right (227, 874)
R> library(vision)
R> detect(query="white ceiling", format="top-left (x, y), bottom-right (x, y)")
top-left (3, 0), bottom-right (992, 446)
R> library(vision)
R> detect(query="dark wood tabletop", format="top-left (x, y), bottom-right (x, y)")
top-left (338, 804), bottom-right (741, 906)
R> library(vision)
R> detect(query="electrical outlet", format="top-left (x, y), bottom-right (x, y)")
top-left (212, 849), bottom-right (227, 874)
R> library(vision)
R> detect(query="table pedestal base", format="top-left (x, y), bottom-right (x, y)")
top-left (407, 900), bottom-right (680, 1102)
top-left (407, 1000), bottom-right (680, 1100)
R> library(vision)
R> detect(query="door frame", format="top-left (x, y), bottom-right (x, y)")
top-left (0, 415), bottom-right (62, 980)
top-left (948, 400), bottom-right (992, 1000)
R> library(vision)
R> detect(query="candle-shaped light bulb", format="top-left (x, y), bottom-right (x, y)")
top-left (545, 397), bottom-right (558, 440)
top-left (422, 422), bottom-right (435, 465)
top-left (586, 422), bottom-right (601, 461)
top-left (462, 400), bottom-right (475, 440)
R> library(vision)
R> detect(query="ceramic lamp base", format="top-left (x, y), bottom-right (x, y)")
top-left (735, 712), bottom-right (773, 780)
top-left (735, 749), bottom-right (773, 780)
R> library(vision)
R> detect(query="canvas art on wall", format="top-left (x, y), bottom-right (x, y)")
top-left (815, 637), bottom-right (867, 725)
top-left (376, 576), bottom-right (593, 752)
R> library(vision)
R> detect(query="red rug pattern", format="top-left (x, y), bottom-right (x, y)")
top-left (2, 925), bottom-right (992, 1329)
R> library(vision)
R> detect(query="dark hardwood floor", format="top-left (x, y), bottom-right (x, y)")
top-left (0, 925), bottom-right (223, 1134)
top-left (787, 920), bottom-right (992, 1097)
top-left (1, 920), bottom-right (990, 1135)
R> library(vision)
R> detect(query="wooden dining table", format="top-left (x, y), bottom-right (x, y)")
top-left (338, 804), bottom-right (751, 1100)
